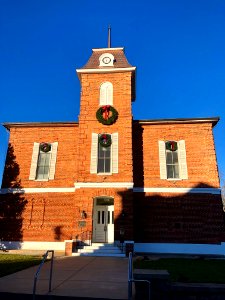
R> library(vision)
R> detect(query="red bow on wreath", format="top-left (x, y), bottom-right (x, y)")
top-left (102, 134), bottom-right (107, 144)
top-left (102, 105), bottom-right (110, 120)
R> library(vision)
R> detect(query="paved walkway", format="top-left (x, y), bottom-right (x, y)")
top-left (0, 256), bottom-right (128, 299)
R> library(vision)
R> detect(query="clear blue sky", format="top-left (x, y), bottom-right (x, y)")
top-left (0, 0), bottom-right (225, 186)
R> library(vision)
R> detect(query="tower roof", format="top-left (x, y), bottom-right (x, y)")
top-left (76, 47), bottom-right (136, 79)
top-left (80, 47), bottom-right (134, 69)
top-left (76, 46), bottom-right (136, 100)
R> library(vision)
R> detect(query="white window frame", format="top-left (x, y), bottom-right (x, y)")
top-left (29, 142), bottom-right (58, 181)
top-left (158, 140), bottom-right (188, 180)
top-left (99, 82), bottom-right (113, 106)
top-left (90, 133), bottom-right (118, 175)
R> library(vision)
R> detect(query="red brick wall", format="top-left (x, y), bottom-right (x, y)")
top-left (134, 192), bottom-right (224, 244)
top-left (77, 72), bottom-right (133, 183)
top-left (1, 67), bottom-right (223, 246)
top-left (2, 124), bottom-right (79, 188)
top-left (133, 122), bottom-right (220, 188)
top-left (0, 189), bottom-right (133, 242)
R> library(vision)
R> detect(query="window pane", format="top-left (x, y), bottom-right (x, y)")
top-left (98, 211), bottom-right (100, 224)
top-left (167, 165), bottom-right (173, 178)
top-left (105, 159), bottom-right (111, 173)
top-left (174, 165), bottom-right (179, 178)
top-left (97, 160), bottom-right (104, 173)
top-left (172, 152), bottom-right (178, 163)
top-left (166, 148), bottom-right (179, 179)
top-left (166, 152), bottom-right (172, 164)
top-left (108, 211), bottom-right (110, 224)
top-left (97, 143), bottom-right (111, 173)
top-left (36, 152), bottom-right (51, 179)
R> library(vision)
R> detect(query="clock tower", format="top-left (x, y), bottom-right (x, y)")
top-left (75, 46), bottom-right (136, 242)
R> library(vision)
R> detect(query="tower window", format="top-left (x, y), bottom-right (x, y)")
top-left (90, 133), bottom-right (118, 174)
top-left (100, 82), bottom-right (113, 105)
top-left (97, 142), bottom-right (111, 173)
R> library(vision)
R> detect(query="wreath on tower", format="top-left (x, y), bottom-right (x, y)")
top-left (165, 141), bottom-right (178, 151)
top-left (98, 134), bottom-right (112, 147)
top-left (40, 143), bottom-right (51, 153)
top-left (96, 105), bottom-right (118, 125)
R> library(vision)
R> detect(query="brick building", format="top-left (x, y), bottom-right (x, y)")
top-left (0, 45), bottom-right (224, 255)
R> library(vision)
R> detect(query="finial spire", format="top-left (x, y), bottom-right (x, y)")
top-left (108, 25), bottom-right (111, 48)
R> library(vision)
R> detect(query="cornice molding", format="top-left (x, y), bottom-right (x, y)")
top-left (76, 67), bottom-right (136, 75)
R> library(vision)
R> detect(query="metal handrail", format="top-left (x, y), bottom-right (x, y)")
top-left (128, 252), bottom-right (151, 300)
top-left (33, 250), bottom-right (54, 300)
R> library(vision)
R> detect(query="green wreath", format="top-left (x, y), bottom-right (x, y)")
top-left (165, 141), bottom-right (178, 151)
top-left (99, 134), bottom-right (112, 147)
top-left (40, 143), bottom-right (51, 153)
top-left (96, 105), bottom-right (118, 125)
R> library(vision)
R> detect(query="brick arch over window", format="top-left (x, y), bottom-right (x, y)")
top-left (99, 82), bottom-right (113, 105)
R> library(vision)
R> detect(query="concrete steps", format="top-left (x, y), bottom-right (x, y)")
top-left (72, 243), bottom-right (125, 257)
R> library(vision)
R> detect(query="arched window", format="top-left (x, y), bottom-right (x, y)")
top-left (100, 82), bottom-right (113, 105)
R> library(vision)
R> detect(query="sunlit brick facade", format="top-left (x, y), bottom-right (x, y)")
top-left (0, 46), bottom-right (224, 254)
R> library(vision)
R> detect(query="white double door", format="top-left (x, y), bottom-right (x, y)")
top-left (93, 205), bottom-right (114, 243)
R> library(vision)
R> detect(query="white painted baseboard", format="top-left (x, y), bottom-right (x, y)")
top-left (0, 241), bottom-right (65, 251)
top-left (2, 240), bottom-right (225, 256)
top-left (134, 242), bottom-right (225, 256)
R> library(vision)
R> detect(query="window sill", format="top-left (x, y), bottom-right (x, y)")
top-left (167, 178), bottom-right (182, 181)
top-left (97, 173), bottom-right (112, 176)
top-left (34, 179), bottom-right (49, 182)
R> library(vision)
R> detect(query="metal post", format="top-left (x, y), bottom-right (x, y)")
top-left (128, 252), bottom-right (133, 300)
top-left (48, 250), bottom-right (54, 292)
top-left (33, 250), bottom-right (54, 300)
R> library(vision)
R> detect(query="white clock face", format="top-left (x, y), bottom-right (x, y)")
top-left (102, 56), bottom-right (111, 64)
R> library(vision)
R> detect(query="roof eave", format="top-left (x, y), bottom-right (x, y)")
top-left (134, 117), bottom-right (220, 127)
top-left (92, 47), bottom-right (124, 52)
top-left (2, 121), bottom-right (79, 130)
top-left (76, 67), bottom-right (136, 81)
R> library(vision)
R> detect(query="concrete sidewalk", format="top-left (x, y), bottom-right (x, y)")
top-left (0, 256), bottom-right (128, 299)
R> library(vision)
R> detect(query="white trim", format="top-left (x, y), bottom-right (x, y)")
top-left (111, 132), bottom-right (119, 174)
top-left (48, 142), bottom-right (58, 180)
top-left (29, 142), bottom-right (39, 180)
top-left (0, 241), bottom-right (65, 251)
top-left (100, 81), bottom-right (113, 105)
top-left (158, 141), bottom-right (167, 179)
top-left (0, 186), bottom-right (220, 194)
top-left (0, 187), bottom-right (75, 194)
top-left (93, 47), bottom-right (124, 51)
top-left (90, 133), bottom-right (98, 174)
top-left (74, 182), bottom-right (134, 189)
top-left (76, 67), bottom-right (136, 74)
top-left (133, 187), bottom-right (221, 194)
top-left (134, 242), bottom-right (225, 256)
top-left (99, 53), bottom-right (115, 67)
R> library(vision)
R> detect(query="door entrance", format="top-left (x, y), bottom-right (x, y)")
top-left (93, 197), bottom-right (114, 243)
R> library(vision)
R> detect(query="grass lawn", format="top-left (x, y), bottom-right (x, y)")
top-left (134, 257), bottom-right (225, 283)
top-left (0, 254), bottom-right (43, 278)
